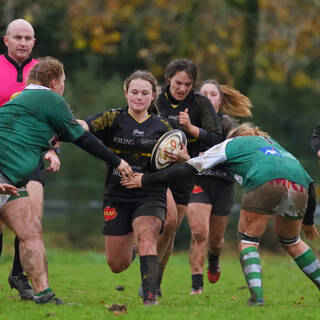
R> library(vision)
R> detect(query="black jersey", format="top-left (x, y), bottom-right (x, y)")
top-left (85, 108), bottom-right (172, 202)
top-left (156, 86), bottom-right (222, 157)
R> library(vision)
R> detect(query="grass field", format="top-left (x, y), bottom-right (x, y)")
top-left (1, 233), bottom-right (320, 319)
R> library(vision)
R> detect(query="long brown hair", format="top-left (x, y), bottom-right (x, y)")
top-left (200, 80), bottom-right (253, 118)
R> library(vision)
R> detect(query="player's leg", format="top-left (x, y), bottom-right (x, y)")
top-left (207, 180), bottom-right (234, 284)
top-left (1, 196), bottom-right (57, 303)
top-left (274, 215), bottom-right (320, 286)
top-left (105, 233), bottom-right (134, 273)
top-left (103, 202), bottom-right (135, 273)
top-left (9, 180), bottom-right (43, 300)
top-left (207, 215), bottom-right (229, 283)
top-left (238, 209), bottom-right (271, 306)
top-left (133, 214), bottom-right (163, 305)
top-left (187, 202), bottom-right (211, 294)
top-left (156, 188), bottom-right (178, 297)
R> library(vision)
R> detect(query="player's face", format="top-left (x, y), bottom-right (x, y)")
top-left (200, 83), bottom-right (221, 112)
top-left (126, 79), bottom-right (155, 113)
top-left (4, 25), bottom-right (36, 64)
top-left (168, 71), bottom-right (193, 102)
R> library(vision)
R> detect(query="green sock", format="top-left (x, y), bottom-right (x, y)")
top-left (240, 247), bottom-right (263, 301)
top-left (35, 287), bottom-right (52, 296)
top-left (294, 248), bottom-right (320, 288)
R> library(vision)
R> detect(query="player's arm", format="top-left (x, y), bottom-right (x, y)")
top-left (302, 182), bottom-right (319, 240)
top-left (73, 131), bottom-right (133, 178)
top-left (311, 122), bottom-right (320, 158)
top-left (121, 162), bottom-right (198, 189)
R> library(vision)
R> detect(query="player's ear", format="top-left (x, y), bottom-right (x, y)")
top-left (50, 78), bottom-right (57, 90)
top-left (3, 35), bottom-right (8, 47)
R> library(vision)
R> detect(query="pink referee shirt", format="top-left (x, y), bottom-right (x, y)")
top-left (0, 53), bottom-right (38, 106)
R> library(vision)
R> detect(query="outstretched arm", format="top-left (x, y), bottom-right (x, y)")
top-left (74, 131), bottom-right (133, 177)
top-left (121, 163), bottom-right (198, 189)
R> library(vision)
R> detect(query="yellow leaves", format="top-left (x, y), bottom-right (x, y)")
top-left (292, 71), bottom-right (312, 88)
top-left (75, 37), bottom-right (87, 50)
top-left (146, 29), bottom-right (160, 41)
top-left (267, 69), bottom-right (286, 83)
top-left (208, 44), bottom-right (219, 55)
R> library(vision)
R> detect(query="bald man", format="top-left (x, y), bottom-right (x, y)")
top-left (0, 19), bottom-right (60, 301)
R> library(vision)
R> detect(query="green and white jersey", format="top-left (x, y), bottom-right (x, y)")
top-left (188, 136), bottom-right (312, 191)
top-left (0, 84), bottom-right (85, 184)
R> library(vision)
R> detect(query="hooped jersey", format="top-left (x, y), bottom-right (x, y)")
top-left (188, 135), bottom-right (313, 191)
top-left (0, 84), bottom-right (85, 184)
top-left (85, 108), bottom-right (173, 202)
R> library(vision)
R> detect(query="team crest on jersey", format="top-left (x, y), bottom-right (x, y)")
top-left (104, 206), bottom-right (117, 221)
top-left (133, 129), bottom-right (144, 136)
top-left (259, 147), bottom-right (281, 156)
top-left (192, 185), bottom-right (204, 194)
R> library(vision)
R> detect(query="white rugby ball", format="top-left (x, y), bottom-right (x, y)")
top-left (151, 129), bottom-right (187, 170)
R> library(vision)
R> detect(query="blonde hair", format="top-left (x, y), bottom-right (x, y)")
top-left (27, 57), bottom-right (64, 88)
top-left (220, 85), bottom-right (253, 118)
top-left (227, 122), bottom-right (269, 138)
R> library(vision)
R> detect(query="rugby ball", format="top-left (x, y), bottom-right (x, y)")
top-left (151, 130), bottom-right (187, 170)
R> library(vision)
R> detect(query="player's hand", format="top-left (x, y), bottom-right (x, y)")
top-left (44, 149), bottom-right (61, 172)
top-left (302, 224), bottom-right (319, 240)
top-left (77, 119), bottom-right (89, 131)
top-left (164, 142), bottom-right (190, 163)
top-left (120, 173), bottom-right (143, 188)
top-left (178, 108), bottom-right (192, 131)
top-left (0, 183), bottom-right (19, 196)
top-left (117, 159), bottom-right (133, 178)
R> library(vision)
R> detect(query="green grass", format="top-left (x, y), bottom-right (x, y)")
top-left (1, 235), bottom-right (320, 319)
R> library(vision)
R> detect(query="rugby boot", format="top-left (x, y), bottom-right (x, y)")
top-left (207, 264), bottom-right (221, 284)
top-left (8, 272), bottom-right (34, 300)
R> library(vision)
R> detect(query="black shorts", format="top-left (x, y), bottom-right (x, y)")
top-left (168, 175), bottom-right (195, 206)
top-left (102, 199), bottom-right (167, 236)
top-left (189, 176), bottom-right (234, 216)
top-left (26, 160), bottom-right (45, 186)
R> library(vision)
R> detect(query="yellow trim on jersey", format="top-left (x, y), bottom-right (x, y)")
top-left (128, 112), bottom-right (151, 124)
top-left (109, 147), bottom-right (151, 158)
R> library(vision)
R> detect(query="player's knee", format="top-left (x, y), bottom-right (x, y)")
top-left (107, 257), bottom-right (130, 273)
top-left (210, 235), bottom-right (224, 248)
top-left (191, 230), bottom-right (207, 244)
top-left (238, 232), bottom-right (260, 246)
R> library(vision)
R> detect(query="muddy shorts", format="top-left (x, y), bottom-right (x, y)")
top-left (242, 179), bottom-right (308, 219)
top-left (102, 199), bottom-right (166, 236)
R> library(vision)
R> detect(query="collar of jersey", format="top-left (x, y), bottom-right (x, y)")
top-left (25, 84), bottom-right (51, 91)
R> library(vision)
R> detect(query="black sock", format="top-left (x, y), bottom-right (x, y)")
top-left (140, 255), bottom-right (160, 301)
top-left (11, 236), bottom-right (23, 275)
top-left (208, 252), bottom-right (220, 269)
top-left (0, 232), bottom-right (3, 257)
top-left (192, 274), bottom-right (203, 289)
